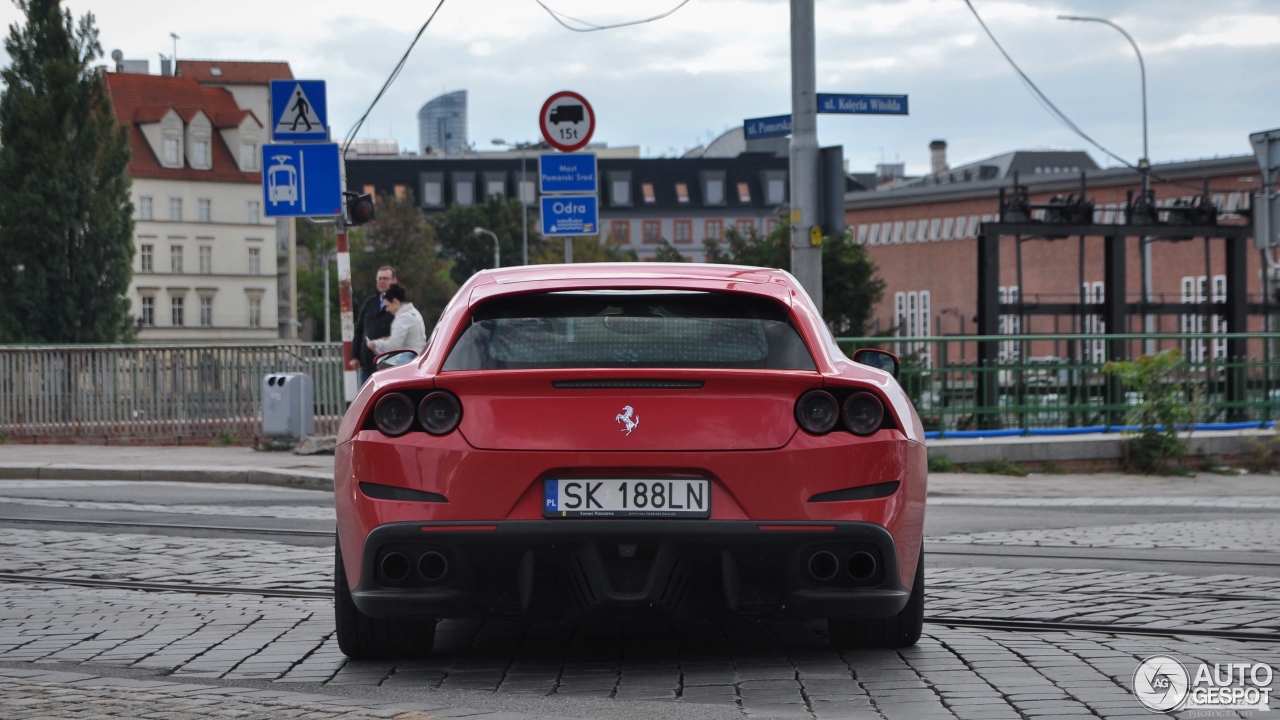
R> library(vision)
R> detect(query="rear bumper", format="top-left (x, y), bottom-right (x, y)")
top-left (349, 520), bottom-right (909, 621)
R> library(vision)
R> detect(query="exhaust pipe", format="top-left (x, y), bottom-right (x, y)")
top-left (806, 550), bottom-right (839, 582)
top-left (846, 551), bottom-right (877, 581)
top-left (379, 552), bottom-right (410, 582)
top-left (418, 551), bottom-right (450, 582)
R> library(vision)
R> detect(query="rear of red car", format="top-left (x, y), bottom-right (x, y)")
top-left (333, 265), bottom-right (926, 658)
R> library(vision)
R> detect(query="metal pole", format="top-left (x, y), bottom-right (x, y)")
top-left (789, 0), bottom-right (822, 314)
top-left (1060, 15), bottom-right (1152, 351)
top-left (323, 256), bottom-right (330, 343)
top-left (335, 216), bottom-right (356, 402)
top-left (521, 148), bottom-right (529, 265)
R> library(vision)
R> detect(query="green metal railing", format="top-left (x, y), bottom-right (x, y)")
top-left (835, 332), bottom-right (1280, 436)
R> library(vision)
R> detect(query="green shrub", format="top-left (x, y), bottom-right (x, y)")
top-left (1103, 348), bottom-right (1197, 473)
top-left (963, 459), bottom-right (1029, 477)
top-left (928, 454), bottom-right (956, 473)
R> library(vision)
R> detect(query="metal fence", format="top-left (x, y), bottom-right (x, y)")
top-left (0, 344), bottom-right (347, 441)
top-left (836, 332), bottom-right (1280, 437)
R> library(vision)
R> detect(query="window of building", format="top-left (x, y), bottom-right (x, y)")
top-left (766, 218), bottom-right (780, 234)
top-left (484, 174), bottom-right (505, 199)
top-left (170, 246), bottom-right (183, 273)
top-left (455, 179), bottom-right (474, 205)
top-left (765, 177), bottom-right (786, 205)
top-left (276, 219), bottom-right (290, 255)
top-left (674, 219), bottom-right (692, 243)
top-left (163, 137), bottom-right (180, 166)
top-left (855, 224), bottom-right (869, 244)
top-left (248, 297), bottom-right (262, 327)
top-left (393, 184), bottom-right (406, 200)
top-left (892, 221), bottom-right (905, 244)
top-left (140, 296), bottom-right (155, 327)
top-left (966, 216), bottom-right (980, 238)
top-left (199, 245), bottom-right (212, 274)
top-left (675, 183), bottom-right (689, 204)
top-left (641, 183), bottom-right (656, 204)
top-left (198, 199), bottom-right (211, 222)
top-left (518, 179), bottom-right (535, 205)
top-left (1181, 274), bottom-right (1227, 362)
top-left (609, 220), bottom-right (630, 244)
top-left (642, 220), bottom-right (661, 244)
top-left (192, 139), bottom-right (209, 167)
top-left (868, 224), bottom-right (880, 245)
top-left (704, 178), bottom-right (725, 205)
top-left (171, 295), bottom-right (185, 327)
top-left (422, 176), bottom-right (443, 207)
top-left (737, 182), bottom-right (751, 203)
top-left (941, 217), bottom-right (954, 240)
top-left (248, 247), bottom-right (261, 275)
top-left (609, 173), bottom-right (631, 206)
top-left (169, 198), bottom-right (182, 221)
top-left (892, 289), bottom-right (932, 368)
top-left (139, 197), bottom-right (153, 221)
top-left (200, 296), bottom-right (213, 327)
top-left (905, 220), bottom-right (917, 243)
top-left (246, 201), bottom-right (260, 224)
top-left (736, 218), bottom-right (755, 236)
top-left (928, 218), bottom-right (941, 241)
top-left (241, 141), bottom-right (257, 170)
top-left (705, 219), bottom-right (723, 242)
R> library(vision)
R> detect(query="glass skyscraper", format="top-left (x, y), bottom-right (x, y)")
top-left (418, 90), bottom-right (467, 155)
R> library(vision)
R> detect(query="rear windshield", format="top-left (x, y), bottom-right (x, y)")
top-left (442, 291), bottom-right (816, 371)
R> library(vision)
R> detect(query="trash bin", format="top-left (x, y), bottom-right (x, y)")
top-left (262, 373), bottom-right (314, 439)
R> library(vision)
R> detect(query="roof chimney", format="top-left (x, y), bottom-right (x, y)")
top-left (159, 54), bottom-right (171, 77)
top-left (929, 139), bottom-right (948, 176)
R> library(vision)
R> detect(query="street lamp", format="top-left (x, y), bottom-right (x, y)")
top-left (1059, 15), bottom-right (1154, 349)
top-left (474, 227), bottom-right (500, 269)
top-left (492, 138), bottom-right (534, 265)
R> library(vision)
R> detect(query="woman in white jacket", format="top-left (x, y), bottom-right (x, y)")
top-left (367, 284), bottom-right (428, 355)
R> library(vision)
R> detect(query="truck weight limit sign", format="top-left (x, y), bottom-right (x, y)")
top-left (540, 91), bottom-right (595, 153)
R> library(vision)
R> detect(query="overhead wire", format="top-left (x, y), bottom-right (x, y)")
top-left (962, 0), bottom-right (1244, 199)
top-left (535, 0), bottom-right (693, 32)
top-left (342, 0), bottom-right (448, 159)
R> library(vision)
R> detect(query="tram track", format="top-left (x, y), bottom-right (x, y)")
top-left (0, 573), bottom-right (1276, 644)
top-left (0, 515), bottom-right (333, 537)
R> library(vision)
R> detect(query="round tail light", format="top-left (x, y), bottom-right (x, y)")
top-left (418, 391), bottom-right (462, 435)
top-left (373, 393), bottom-right (415, 436)
top-left (843, 392), bottom-right (885, 436)
top-left (796, 390), bottom-right (839, 434)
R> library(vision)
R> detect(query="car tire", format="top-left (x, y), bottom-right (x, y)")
top-left (828, 550), bottom-right (924, 649)
top-left (334, 540), bottom-right (437, 659)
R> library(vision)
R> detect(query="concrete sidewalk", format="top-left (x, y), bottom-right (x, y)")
top-left (2, 441), bottom-right (1279, 497)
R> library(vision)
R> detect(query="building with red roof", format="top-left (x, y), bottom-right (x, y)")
top-left (105, 62), bottom-right (298, 341)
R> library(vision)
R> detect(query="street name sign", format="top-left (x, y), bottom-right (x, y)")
top-left (744, 114), bottom-right (793, 140)
top-left (262, 143), bottom-right (343, 218)
top-left (539, 153), bottom-right (597, 194)
top-left (541, 195), bottom-right (598, 237)
top-left (540, 91), bottom-right (595, 153)
top-left (270, 80), bottom-right (328, 142)
top-left (817, 93), bottom-right (908, 115)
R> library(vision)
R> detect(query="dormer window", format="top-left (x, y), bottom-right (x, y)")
top-left (241, 140), bottom-right (258, 171)
top-left (163, 137), bottom-right (180, 166)
top-left (191, 139), bottom-right (209, 168)
top-left (675, 183), bottom-right (689, 204)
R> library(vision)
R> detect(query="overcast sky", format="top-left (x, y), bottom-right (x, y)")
top-left (4, 0), bottom-right (1278, 174)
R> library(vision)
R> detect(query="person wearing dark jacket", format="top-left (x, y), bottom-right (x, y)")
top-left (348, 265), bottom-right (397, 384)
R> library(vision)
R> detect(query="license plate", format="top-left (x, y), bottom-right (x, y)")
top-left (543, 478), bottom-right (710, 518)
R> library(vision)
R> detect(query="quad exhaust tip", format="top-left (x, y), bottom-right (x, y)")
top-left (807, 550), bottom-right (840, 582)
top-left (847, 551), bottom-right (877, 581)
top-left (418, 551), bottom-right (449, 582)
top-left (380, 552), bottom-right (411, 582)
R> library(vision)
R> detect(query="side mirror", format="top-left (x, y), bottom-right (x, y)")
top-left (374, 349), bottom-right (417, 372)
top-left (852, 348), bottom-right (899, 379)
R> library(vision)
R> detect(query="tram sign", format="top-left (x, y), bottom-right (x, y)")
top-left (539, 91), bottom-right (595, 153)
top-left (262, 143), bottom-right (342, 218)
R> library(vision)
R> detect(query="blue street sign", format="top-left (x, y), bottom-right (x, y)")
top-left (541, 195), bottom-right (598, 237)
top-left (744, 114), bottom-right (792, 140)
top-left (539, 153), bottom-right (597, 194)
top-left (270, 80), bottom-right (328, 142)
top-left (816, 93), bottom-right (908, 115)
top-left (262, 143), bottom-right (342, 218)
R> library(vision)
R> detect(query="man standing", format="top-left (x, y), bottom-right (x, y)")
top-left (348, 266), bottom-right (397, 384)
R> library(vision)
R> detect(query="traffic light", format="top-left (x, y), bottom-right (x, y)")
top-left (345, 192), bottom-right (375, 226)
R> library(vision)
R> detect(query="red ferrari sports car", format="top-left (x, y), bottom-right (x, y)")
top-left (333, 263), bottom-right (927, 658)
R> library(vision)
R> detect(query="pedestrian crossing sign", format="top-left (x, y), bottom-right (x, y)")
top-left (270, 80), bottom-right (328, 142)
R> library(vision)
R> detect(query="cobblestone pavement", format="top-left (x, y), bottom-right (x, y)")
top-left (0, 583), bottom-right (1275, 719)
top-left (0, 495), bottom-right (336, 520)
top-left (932, 519), bottom-right (1280, 552)
top-left (931, 496), bottom-right (1280, 509)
